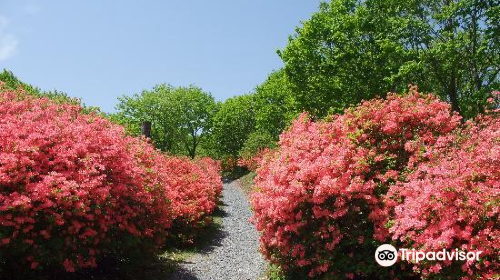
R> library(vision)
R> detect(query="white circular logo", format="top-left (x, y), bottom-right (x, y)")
top-left (375, 244), bottom-right (398, 267)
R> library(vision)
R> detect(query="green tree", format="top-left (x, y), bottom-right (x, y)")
top-left (238, 131), bottom-right (276, 160)
top-left (209, 94), bottom-right (255, 158)
top-left (173, 86), bottom-right (218, 158)
top-left (395, 0), bottom-right (500, 117)
top-left (279, 0), bottom-right (499, 118)
top-left (204, 70), bottom-right (297, 162)
top-left (253, 69), bottom-right (299, 139)
top-left (114, 84), bottom-right (217, 158)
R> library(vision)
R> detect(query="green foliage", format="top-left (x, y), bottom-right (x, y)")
top-left (398, 0), bottom-right (500, 118)
top-left (253, 70), bottom-right (299, 138)
top-left (266, 264), bottom-right (287, 280)
top-left (207, 69), bottom-right (298, 166)
top-left (279, 0), bottom-right (499, 118)
top-left (239, 131), bottom-right (276, 160)
top-left (114, 84), bottom-right (217, 158)
top-left (0, 69), bottom-right (41, 94)
top-left (209, 94), bottom-right (255, 157)
top-left (279, 0), bottom-right (402, 116)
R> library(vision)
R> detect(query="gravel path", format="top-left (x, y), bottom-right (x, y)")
top-left (167, 182), bottom-right (265, 280)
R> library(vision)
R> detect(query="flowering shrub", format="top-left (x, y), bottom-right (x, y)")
top-left (161, 156), bottom-right (222, 244)
top-left (165, 157), bottom-right (222, 227)
top-left (389, 115), bottom-right (499, 279)
top-left (0, 86), bottom-right (223, 273)
top-left (0, 87), bottom-right (174, 272)
top-left (251, 88), bottom-right (462, 278)
top-left (194, 157), bottom-right (223, 201)
top-left (237, 148), bottom-right (273, 171)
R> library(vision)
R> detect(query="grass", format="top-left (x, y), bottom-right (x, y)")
top-left (265, 264), bottom-right (287, 280)
top-left (234, 171), bottom-right (257, 195)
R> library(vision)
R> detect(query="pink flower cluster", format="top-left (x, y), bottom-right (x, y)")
top-left (165, 156), bottom-right (222, 227)
top-left (389, 115), bottom-right (499, 279)
top-left (251, 87), bottom-right (498, 279)
top-left (0, 86), bottom-right (222, 272)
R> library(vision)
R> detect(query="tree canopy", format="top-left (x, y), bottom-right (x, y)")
top-left (279, 0), bottom-right (499, 118)
top-left (206, 70), bottom-right (298, 161)
top-left (114, 84), bottom-right (217, 158)
top-left (253, 69), bottom-right (298, 139)
top-left (209, 94), bottom-right (255, 158)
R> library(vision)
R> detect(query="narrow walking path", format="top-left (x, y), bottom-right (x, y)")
top-left (168, 181), bottom-right (265, 280)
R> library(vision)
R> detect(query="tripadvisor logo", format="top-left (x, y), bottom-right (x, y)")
top-left (375, 244), bottom-right (398, 267)
top-left (374, 244), bottom-right (483, 267)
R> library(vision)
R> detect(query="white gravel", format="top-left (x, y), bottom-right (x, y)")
top-left (167, 182), bottom-right (265, 280)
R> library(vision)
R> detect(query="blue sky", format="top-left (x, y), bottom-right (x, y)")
top-left (0, 1), bottom-right (320, 112)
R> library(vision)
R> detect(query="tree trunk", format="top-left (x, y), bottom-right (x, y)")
top-left (141, 121), bottom-right (151, 138)
top-left (448, 73), bottom-right (461, 114)
top-left (189, 139), bottom-right (198, 159)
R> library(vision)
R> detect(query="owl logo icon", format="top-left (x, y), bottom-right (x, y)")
top-left (375, 244), bottom-right (398, 266)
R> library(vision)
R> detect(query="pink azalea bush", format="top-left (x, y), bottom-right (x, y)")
top-left (251, 88), bottom-right (464, 279)
top-left (389, 115), bottom-right (499, 279)
top-left (165, 157), bottom-right (222, 229)
top-left (0, 87), bottom-right (171, 272)
top-left (0, 86), bottom-right (222, 273)
top-left (194, 156), bottom-right (223, 208)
